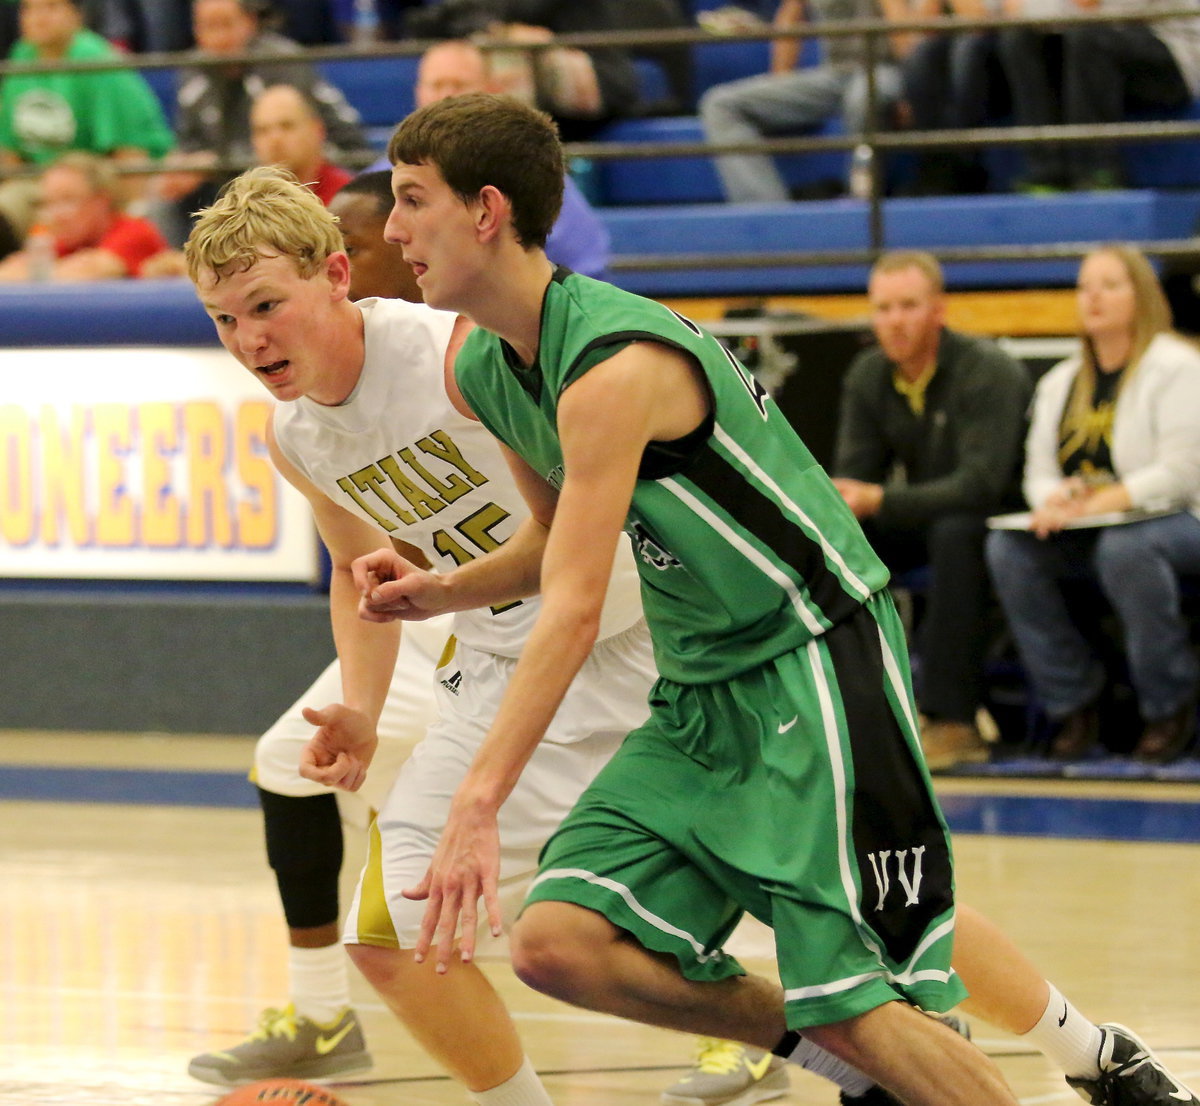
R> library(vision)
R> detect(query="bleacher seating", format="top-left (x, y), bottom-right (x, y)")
top-left (601, 189), bottom-right (1200, 297)
top-left (318, 55), bottom-right (418, 147)
top-left (596, 114), bottom-right (848, 205)
top-left (102, 20), bottom-right (1200, 303)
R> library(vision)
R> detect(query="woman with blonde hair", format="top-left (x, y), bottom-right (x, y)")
top-left (986, 244), bottom-right (1200, 762)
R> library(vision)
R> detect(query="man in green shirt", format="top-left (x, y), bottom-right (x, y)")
top-left (0, 0), bottom-right (174, 167)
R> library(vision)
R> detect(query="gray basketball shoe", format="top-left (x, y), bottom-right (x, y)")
top-left (187, 1003), bottom-right (372, 1087)
top-left (661, 1038), bottom-right (790, 1106)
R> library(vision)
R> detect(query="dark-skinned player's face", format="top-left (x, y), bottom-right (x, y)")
top-left (329, 190), bottom-right (421, 304)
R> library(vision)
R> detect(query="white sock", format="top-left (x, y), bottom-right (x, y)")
top-left (289, 944), bottom-right (352, 1024)
top-left (1021, 983), bottom-right (1105, 1080)
top-left (780, 1035), bottom-right (874, 1098)
top-left (470, 1056), bottom-right (554, 1106)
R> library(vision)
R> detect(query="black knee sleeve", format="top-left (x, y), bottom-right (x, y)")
top-left (258, 787), bottom-right (344, 929)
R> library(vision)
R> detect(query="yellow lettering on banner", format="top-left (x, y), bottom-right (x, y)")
top-left (40, 405), bottom-right (90, 547)
top-left (94, 404), bottom-right (135, 547)
top-left (0, 405), bottom-right (35, 546)
top-left (140, 402), bottom-right (182, 548)
top-left (236, 400), bottom-right (276, 549)
top-left (185, 401), bottom-right (234, 548)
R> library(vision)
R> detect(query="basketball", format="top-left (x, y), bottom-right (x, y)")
top-left (214, 1080), bottom-right (351, 1106)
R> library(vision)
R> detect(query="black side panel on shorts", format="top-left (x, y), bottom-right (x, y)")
top-left (822, 608), bottom-right (955, 963)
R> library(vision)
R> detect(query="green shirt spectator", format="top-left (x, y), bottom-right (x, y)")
top-left (0, 0), bottom-right (174, 167)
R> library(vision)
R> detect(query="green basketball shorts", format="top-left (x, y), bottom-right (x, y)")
top-left (524, 591), bottom-right (967, 1029)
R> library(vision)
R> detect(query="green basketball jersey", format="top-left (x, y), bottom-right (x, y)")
top-left (456, 269), bottom-right (889, 682)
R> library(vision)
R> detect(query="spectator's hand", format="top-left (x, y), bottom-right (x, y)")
top-left (140, 249), bottom-right (188, 279)
top-left (298, 702), bottom-right (377, 791)
top-left (1030, 477), bottom-right (1090, 536)
top-left (832, 477), bottom-right (885, 519)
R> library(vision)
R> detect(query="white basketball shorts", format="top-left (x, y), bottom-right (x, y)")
top-left (343, 617), bottom-right (655, 951)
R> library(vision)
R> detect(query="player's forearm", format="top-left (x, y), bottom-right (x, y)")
top-left (440, 515), bottom-right (549, 610)
top-left (330, 565), bottom-right (400, 724)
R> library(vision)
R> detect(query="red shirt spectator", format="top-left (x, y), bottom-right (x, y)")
top-left (56, 211), bottom-right (167, 276)
top-left (251, 84), bottom-right (355, 209)
top-left (0, 151), bottom-right (168, 281)
top-left (309, 160), bottom-right (352, 206)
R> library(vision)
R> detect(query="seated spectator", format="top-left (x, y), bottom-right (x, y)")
top-left (899, 0), bottom-right (1006, 194)
top-left (152, 0), bottom-right (371, 244)
top-left (408, 0), bottom-right (640, 140)
top-left (832, 250), bottom-right (1031, 768)
top-left (0, 150), bottom-right (167, 279)
top-left (699, 0), bottom-right (904, 203)
top-left (998, 0), bottom-right (1200, 190)
top-left (0, 0), bottom-right (174, 171)
top-left (986, 245), bottom-right (1200, 762)
top-left (250, 84), bottom-right (352, 204)
top-left (373, 37), bottom-right (612, 280)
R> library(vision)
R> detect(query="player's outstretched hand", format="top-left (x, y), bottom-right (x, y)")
top-left (353, 548), bottom-right (449, 623)
top-left (298, 703), bottom-right (378, 792)
top-left (403, 786), bottom-right (503, 973)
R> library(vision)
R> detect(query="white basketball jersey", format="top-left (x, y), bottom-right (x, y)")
top-left (273, 297), bottom-right (643, 657)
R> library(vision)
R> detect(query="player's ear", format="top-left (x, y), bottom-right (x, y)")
top-left (325, 249), bottom-right (353, 298)
top-left (474, 184), bottom-right (511, 243)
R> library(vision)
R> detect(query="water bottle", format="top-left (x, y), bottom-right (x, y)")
top-left (352, 0), bottom-right (379, 44)
top-left (26, 224), bottom-right (55, 282)
top-left (849, 143), bottom-right (874, 201)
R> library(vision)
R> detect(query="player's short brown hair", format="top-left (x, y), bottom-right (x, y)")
top-left (388, 92), bottom-right (564, 250)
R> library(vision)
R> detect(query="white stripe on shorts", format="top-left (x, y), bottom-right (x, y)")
top-left (529, 867), bottom-right (726, 965)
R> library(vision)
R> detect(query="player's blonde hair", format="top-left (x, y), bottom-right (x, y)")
top-left (184, 166), bottom-right (344, 284)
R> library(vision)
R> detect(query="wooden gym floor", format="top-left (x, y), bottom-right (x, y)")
top-left (2, 729), bottom-right (1198, 1106)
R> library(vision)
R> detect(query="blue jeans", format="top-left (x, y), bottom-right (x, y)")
top-left (699, 63), bottom-right (900, 202)
top-left (985, 513), bottom-right (1200, 722)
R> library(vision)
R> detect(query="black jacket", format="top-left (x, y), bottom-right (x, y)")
top-left (833, 328), bottom-right (1032, 526)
